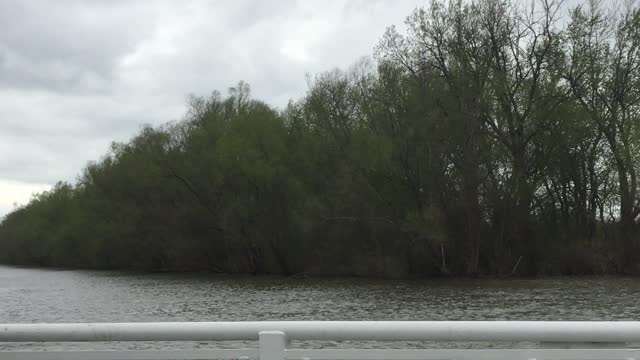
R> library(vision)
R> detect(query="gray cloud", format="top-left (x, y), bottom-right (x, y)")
top-left (0, 0), bottom-right (421, 216)
top-left (0, 0), bottom-right (154, 93)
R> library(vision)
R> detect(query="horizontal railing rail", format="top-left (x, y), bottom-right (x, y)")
top-left (3, 321), bottom-right (640, 342)
top-left (1, 321), bottom-right (639, 360)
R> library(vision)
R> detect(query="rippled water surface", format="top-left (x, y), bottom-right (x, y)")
top-left (1, 265), bottom-right (639, 349)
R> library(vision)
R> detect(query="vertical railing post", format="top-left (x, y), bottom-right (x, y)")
top-left (259, 330), bottom-right (287, 360)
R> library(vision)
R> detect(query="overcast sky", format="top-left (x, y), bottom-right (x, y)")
top-left (0, 0), bottom-right (427, 217)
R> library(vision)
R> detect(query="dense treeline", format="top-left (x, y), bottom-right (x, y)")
top-left (2, 0), bottom-right (640, 277)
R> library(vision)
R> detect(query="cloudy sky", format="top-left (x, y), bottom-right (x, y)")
top-left (0, 0), bottom-right (426, 217)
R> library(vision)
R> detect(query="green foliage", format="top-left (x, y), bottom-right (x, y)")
top-left (1, 0), bottom-right (640, 277)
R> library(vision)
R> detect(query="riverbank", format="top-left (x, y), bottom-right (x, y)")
top-left (1, 261), bottom-right (636, 280)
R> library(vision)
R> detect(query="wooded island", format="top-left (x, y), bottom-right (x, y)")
top-left (2, 0), bottom-right (639, 277)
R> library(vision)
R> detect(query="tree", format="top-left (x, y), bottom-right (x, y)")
top-left (563, 1), bottom-right (640, 263)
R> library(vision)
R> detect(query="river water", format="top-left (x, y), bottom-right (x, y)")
top-left (1, 265), bottom-right (639, 350)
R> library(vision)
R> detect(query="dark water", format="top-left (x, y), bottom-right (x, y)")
top-left (1, 265), bottom-right (640, 350)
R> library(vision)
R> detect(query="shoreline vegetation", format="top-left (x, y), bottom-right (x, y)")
top-left (2, 0), bottom-right (640, 278)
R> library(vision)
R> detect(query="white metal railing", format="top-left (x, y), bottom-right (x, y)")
top-left (1, 321), bottom-right (639, 360)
